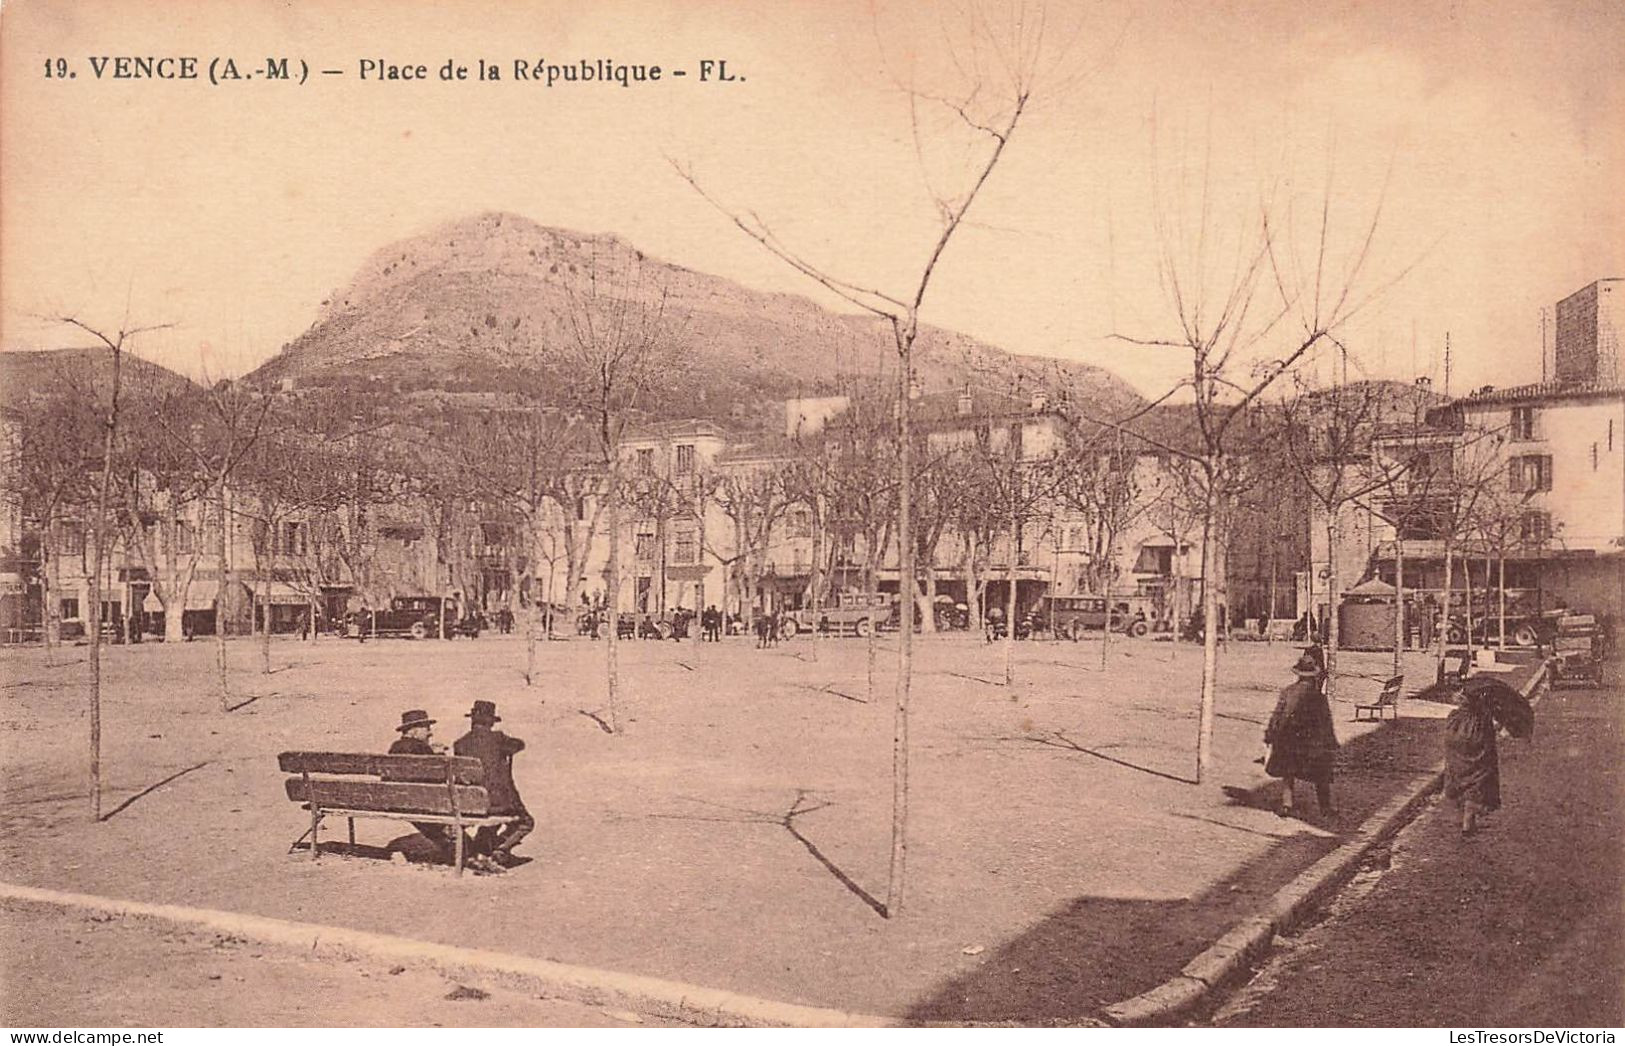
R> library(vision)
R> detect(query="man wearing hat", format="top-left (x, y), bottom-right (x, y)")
top-left (1263, 645), bottom-right (1339, 820)
top-left (453, 700), bottom-right (533, 869)
top-left (388, 710), bottom-right (458, 863)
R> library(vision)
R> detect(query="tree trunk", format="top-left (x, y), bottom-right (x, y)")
top-left (215, 482), bottom-right (231, 709)
top-left (41, 529), bottom-right (59, 663)
top-left (1392, 538), bottom-right (1405, 679)
top-left (1324, 514), bottom-right (1341, 701)
top-left (605, 467), bottom-right (622, 733)
top-left (1099, 530), bottom-right (1116, 670)
top-left (1437, 544), bottom-right (1455, 677)
top-left (1498, 553), bottom-right (1507, 648)
top-left (260, 571), bottom-right (272, 674)
top-left (886, 341), bottom-right (914, 921)
top-left (86, 341), bottom-right (126, 821)
top-left (1195, 477), bottom-right (1220, 785)
top-left (1003, 508), bottom-right (1018, 686)
top-left (962, 534), bottom-right (982, 633)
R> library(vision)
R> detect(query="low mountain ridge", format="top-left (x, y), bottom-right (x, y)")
top-left (251, 212), bottom-right (1144, 432)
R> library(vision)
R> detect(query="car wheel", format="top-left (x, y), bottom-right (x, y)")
top-left (779, 617), bottom-right (799, 639)
top-left (855, 618), bottom-right (873, 638)
top-left (1129, 620), bottom-right (1150, 638)
top-left (1447, 624), bottom-right (1467, 645)
top-left (409, 621), bottom-right (428, 640)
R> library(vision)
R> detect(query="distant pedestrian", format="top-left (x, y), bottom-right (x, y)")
top-left (1264, 645), bottom-right (1339, 820)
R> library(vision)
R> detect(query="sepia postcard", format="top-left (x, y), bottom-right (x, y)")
top-left (1, 0), bottom-right (1621, 1032)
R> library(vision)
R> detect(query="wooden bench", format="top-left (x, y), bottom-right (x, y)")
top-left (1354, 675), bottom-right (1404, 721)
top-left (279, 751), bottom-right (524, 876)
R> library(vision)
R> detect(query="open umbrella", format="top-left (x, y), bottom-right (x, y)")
top-left (1462, 675), bottom-right (1536, 739)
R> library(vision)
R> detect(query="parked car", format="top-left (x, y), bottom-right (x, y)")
top-left (1031, 595), bottom-right (1150, 640)
top-left (348, 596), bottom-right (479, 639)
top-left (786, 591), bottom-right (892, 638)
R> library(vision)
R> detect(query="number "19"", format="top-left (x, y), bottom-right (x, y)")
top-left (44, 58), bottom-right (69, 78)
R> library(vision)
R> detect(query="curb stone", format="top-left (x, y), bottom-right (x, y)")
top-left (1102, 662), bottom-right (1550, 1027)
top-left (0, 882), bottom-right (895, 1028)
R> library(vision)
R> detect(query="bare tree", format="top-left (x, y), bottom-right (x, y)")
top-left (1275, 377), bottom-right (1405, 698)
top-left (3, 365), bottom-right (100, 662)
top-left (1053, 423), bottom-right (1149, 667)
top-left (52, 315), bottom-right (169, 820)
top-left (1085, 137), bottom-right (1412, 782)
top-left (559, 250), bottom-right (682, 734)
top-left (675, 2), bottom-right (1061, 914)
top-left (155, 378), bottom-right (273, 709)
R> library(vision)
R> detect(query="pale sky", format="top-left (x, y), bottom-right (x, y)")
top-left (2, 0), bottom-right (1621, 400)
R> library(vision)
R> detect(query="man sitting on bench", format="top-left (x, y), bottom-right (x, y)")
top-left (387, 709), bottom-right (459, 865)
top-left (454, 700), bottom-right (533, 871)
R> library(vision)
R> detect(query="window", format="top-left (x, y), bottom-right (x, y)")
top-left (786, 507), bottom-right (812, 539)
top-left (675, 444), bottom-right (695, 475)
top-left (60, 597), bottom-right (80, 621)
top-left (175, 520), bottom-right (195, 555)
top-left (636, 448), bottom-right (654, 475)
top-left (634, 530), bottom-right (654, 562)
top-left (58, 521), bottom-right (85, 556)
top-left (1519, 511), bottom-right (1552, 544)
top-left (1510, 406), bottom-right (1539, 440)
top-left (1067, 526), bottom-right (1087, 551)
top-left (673, 525), bottom-right (698, 565)
top-left (575, 496), bottom-right (588, 522)
top-left (1508, 454), bottom-right (1553, 493)
top-left (281, 522), bottom-right (306, 556)
top-left (1009, 424), bottom-right (1025, 459)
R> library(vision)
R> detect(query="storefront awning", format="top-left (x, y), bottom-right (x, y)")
top-left (183, 581), bottom-right (218, 611)
top-left (252, 582), bottom-right (312, 606)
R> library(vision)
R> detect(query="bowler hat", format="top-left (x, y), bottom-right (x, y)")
top-left (466, 699), bottom-right (501, 723)
top-left (396, 709), bottom-right (435, 732)
top-left (1292, 645), bottom-right (1326, 677)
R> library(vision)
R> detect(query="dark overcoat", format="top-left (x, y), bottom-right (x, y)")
top-left (454, 726), bottom-right (527, 814)
top-left (1444, 697), bottom-right (1501, 810)
top-left (1264, 678), bottom-right (1339, 782)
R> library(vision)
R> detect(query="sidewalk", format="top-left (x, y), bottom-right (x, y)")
top-left (1215, 676), bottom-right (1624, 1027)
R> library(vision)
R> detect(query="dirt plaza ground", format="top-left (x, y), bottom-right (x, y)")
top-left (1, 631), bottom-right (1447, 1022)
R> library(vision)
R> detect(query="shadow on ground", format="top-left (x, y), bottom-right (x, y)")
top-left (905, 714), bottom-right (1448, 1024)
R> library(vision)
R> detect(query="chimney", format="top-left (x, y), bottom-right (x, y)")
top-left (1030, 390), bottom-right (1048, 412)
top-left (957, 386), bottom-right (973, 416)
top-left (1414, 376), bottom-right (1431, 389)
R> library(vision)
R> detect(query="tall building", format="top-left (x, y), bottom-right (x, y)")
top-left (1554, 279), bottom-right (1622, 386)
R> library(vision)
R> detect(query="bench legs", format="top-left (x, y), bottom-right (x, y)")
top-left (348, 817), bottom-right (356, 850)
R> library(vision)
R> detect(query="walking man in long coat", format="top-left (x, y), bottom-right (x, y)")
top-left (1264, 645), bottom-right (1340, 820)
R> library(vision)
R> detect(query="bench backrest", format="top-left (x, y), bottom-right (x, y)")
top-left (278, 750), bottom-right (490, 817)
top-left (278, 750), bottom-right (484, 784)
top-left (1377, 675), bottom-right (1404, 702)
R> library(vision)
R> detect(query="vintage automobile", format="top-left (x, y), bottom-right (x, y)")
top-left (785, 591), bottom-right (893, 638)
top-left (1030, 595), bottom-right (1151, 640)
top-left (348, 596), bottom-right (480, 640)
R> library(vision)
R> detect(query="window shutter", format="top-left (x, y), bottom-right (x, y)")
top-left (1507, 458), bottom-right (1521, 492)
top-left (1540, 454), bottom-right (1553, 491)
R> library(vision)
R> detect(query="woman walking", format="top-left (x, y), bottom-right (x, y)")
top-left (1264, 645), bottom-right (1339, 820)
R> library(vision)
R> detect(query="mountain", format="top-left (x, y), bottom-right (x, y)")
top-left (248, 213), bottom-right (1144, 432)
top-left (0, 347), bottom-right (197, 412)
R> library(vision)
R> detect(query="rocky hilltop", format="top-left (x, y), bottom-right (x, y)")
top-left (250, 213), bottom-right (1143, 431)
